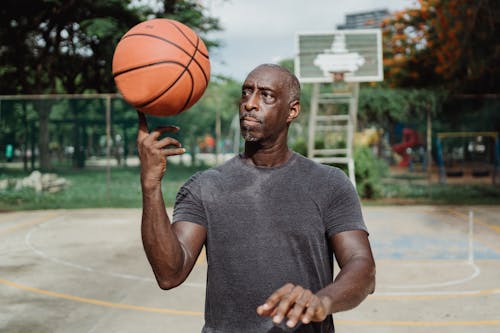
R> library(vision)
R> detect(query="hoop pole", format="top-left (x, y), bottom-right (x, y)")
top-left (468, 210), bottom-right (474, 265)
top-left (307, 83), bottom-right (320, 159)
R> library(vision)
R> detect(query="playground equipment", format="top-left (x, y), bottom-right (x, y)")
top-left (436, 132), bottom-right (500, 184)
top-left (392, 128), bottom-right (424, 167)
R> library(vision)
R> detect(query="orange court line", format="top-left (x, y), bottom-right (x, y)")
top-left (447, 208), bottom-right (500, 233)
top-left (196, 247), bottom-right (207, 264)
top-left (369, 287), bottom-right (500, 300)
top-left (337, 319), bottom-right (500, 326)
top-left (0, 212), bottom-right (59, 236)
top-left (446, 208), bottom-right (500, 253)
top-left (0, 278), bottom-right (203, 317)
top-left (1, 277), bottom-right (499, 326)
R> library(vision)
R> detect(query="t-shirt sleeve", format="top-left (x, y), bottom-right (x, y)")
top-left (172, 172), bottom-right (207, 227)
top-left (324, 168), bottom-right (368, 237)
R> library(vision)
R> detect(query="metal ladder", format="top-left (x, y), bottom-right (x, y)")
top-left (307, 82), bottom-right (359, 186)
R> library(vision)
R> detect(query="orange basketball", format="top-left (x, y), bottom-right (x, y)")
top-left (112, 18), bottom-right (210, 116)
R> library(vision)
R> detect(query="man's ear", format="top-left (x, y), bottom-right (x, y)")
top-left (287, 101), bottom-right (301, 122)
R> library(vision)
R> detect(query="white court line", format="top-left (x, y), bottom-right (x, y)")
top-left (373, 289), bottom-right (499, 297)
top-left (24, 216), bottom-right (206, 288)
top-left (378, 262), bottom-right (481, 289)
top-left (25, 218), bottom-right (153, 283)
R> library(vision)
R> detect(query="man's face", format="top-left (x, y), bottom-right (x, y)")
top-left (239, 67), bottom-right (291, 143)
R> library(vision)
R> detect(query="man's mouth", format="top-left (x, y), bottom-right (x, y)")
top-left (242, 117), bottom-right (260, 125)
top-left (240, 115), bottom-right (262, 127)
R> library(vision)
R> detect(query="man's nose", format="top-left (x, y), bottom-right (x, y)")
top-left (244, 92), bottom-right (258, 111)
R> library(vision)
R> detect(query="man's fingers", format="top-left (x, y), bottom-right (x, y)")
top-left (161, 147), bottom-right (186, 157)
top-left (285, 289), bottom-right (313, 327)
top-left (257, 283), bottom-right (294, 317)
top-left (273, 285), bottom-right (304, 325)
top-left (301, 296), bottom-right (320, 324)
top-left (155, 136), bottom-right (182, 149)
top-left (257, 285), bottom-right (329, 329)
top-left (148, 125), bottom-right (180, 141)
top-left (137, 111), bottom-right (149, 141)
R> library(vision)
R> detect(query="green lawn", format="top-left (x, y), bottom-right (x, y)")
top-left (1, 165), bottom-right (500, 211)
top-left (0, 164), bottom-right (208, 211)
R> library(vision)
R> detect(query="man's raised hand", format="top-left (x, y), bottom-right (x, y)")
top-left (136, 111), bottom-right (185, 188)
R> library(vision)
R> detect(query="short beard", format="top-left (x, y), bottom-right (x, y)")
top-left (241, 126), bottom-right (258, 142)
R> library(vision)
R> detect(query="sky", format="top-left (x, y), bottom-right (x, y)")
top-left (203, 0), bottom-right (418, 81)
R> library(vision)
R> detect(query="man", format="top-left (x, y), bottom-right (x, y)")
top-left (137, 64), bottom-right (375, 332)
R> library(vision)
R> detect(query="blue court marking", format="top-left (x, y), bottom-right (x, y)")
top-left (371, 235), bottom-right (500, 260)
top-left (365, 210), bottom-right (500, 260)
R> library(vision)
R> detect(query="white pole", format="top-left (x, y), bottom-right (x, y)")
top-left (468, 210), bottom-right (474, 264)
top-left (307, 83), bottom-right (320, 159)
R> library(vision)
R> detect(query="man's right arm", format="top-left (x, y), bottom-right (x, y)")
top-left (137, 111), bottom-right (206, 289)
top-left (141, 183), bottom-right (206, 290)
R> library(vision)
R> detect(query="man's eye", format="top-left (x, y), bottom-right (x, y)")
top-left (242, 89), bottom-right (251, 96)
top-left (262, 91), bottom-right (274, 100)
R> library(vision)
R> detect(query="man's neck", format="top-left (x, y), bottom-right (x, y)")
top-left (243, 141), bottom-right (292, 167)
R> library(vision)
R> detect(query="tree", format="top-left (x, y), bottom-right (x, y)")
top-left (381, 0), bottom-right (499, 93)
top-left (171, 75), bottom-right (241, 165)
top-left (0, 0), bottom-right (222, 170)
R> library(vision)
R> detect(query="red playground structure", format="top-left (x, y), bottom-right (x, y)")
top-left (392, 128), bottom-right (423, 167)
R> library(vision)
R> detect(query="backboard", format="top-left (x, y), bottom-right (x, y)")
top-left (295, 29), bottom-right (383, 83)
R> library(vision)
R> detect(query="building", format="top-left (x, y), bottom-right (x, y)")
top-left (337, 9), bottom-right (390, 30)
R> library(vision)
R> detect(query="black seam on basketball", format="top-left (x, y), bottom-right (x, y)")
top-left (113, 60), bottom-right (184, 78)
top-left (138, 38), bottom-right (203, 109)
top-left (167, 20), bottom-right (210, 59)
top-left (191, 37), bottom-right (209, 85)
top-left (117, 33), bottom-right (209, 84)
top-left (177, 69), bottom-right (195, 115)
top-left (139, 38), bottom-right (201, 109)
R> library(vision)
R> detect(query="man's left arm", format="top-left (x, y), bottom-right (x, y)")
top-left (257, 230), bottom-right (375, 328)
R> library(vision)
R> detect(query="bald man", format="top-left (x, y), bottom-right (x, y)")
top-left (137, 64), bottom-right (375, 333)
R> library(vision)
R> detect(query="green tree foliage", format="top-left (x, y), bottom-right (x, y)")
top-left (0, 0), bottom-right (141, 94)
top-left (171, 76), bottom-right (241, 163)
top-left (358, 87), bottom-right (446, 130)
top-left (0, 0), bottom-right (222, 94)
top-left (0, 0), bottom-right (223, 169)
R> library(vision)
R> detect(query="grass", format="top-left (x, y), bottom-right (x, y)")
top-left (0, 164), bottom-right (209, 211)
top-left (1, 164), bottom-right (500, 211)
top-left (375, 182), bottom-right (500, 205)
top-left (369, 170), bottom-right (500, 205)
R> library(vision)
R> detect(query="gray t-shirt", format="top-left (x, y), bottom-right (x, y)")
top-left (173, 152), bottom-right (367, 333)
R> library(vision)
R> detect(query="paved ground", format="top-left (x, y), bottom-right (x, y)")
top-left (1, 206), bottom-right (499, 333)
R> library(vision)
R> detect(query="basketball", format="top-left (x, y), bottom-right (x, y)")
top-left (112, 18), bottom-right (210, 117)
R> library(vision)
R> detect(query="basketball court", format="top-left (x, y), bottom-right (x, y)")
top-left (1, 205), bottom-right (499, 333)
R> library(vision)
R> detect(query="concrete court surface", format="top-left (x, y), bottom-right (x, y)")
top-left (0, 205), bottom-right (499, 333)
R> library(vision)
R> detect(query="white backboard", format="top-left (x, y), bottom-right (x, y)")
top-left (295, 29), bottom-right (383, 83)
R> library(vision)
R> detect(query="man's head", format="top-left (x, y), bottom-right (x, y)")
top-left (239, 64), bottom-right (301, 143)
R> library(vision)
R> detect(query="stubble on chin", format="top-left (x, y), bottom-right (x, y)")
top-left (242, 126), bottom-right (258, 142)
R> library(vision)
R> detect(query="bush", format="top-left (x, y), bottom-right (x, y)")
top-left (354, 145), bottom-right (388, 199)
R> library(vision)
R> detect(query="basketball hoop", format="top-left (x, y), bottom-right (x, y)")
top-left (312, 32), bottom-right (365, 83)
top-left (331, 72), bottom-right (346, 82)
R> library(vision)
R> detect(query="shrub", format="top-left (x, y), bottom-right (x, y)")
top-left (354, 145), bottom-right (388, 199)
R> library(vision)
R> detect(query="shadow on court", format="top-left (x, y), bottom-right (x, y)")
top-left (1, 206), bottom-right (499, 333)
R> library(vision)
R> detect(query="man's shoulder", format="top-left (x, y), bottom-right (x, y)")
top-left (291, 152), bottom-right (350, 184)
top-left (292, 152), bottom-right (334, 174)
top-left (189, 155), bottom-right (241, 182)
